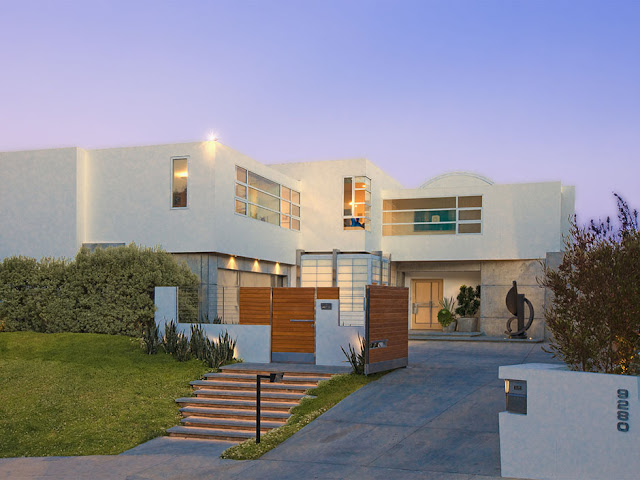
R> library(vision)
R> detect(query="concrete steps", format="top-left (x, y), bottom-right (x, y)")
top-left (168, 366), bottom-right (335, 443)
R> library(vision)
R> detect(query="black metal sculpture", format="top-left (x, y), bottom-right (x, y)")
top-left (505, 281), bottom-right (534, 338)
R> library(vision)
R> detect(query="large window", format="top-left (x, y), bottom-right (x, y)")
top-left (235, 166), bottom-right (301, 230)
top-left (343, 176), bottom-right (371, 231)
top-left (171, 157), bottom-right (188, 208)
top-left (382, 195), bottom-right (482, 236)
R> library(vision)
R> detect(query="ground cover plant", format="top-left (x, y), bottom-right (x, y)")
top-left (0, 244), bottom-right (198, 336)
top-left (541, 194), bottom-right (640, 374)
top-left (0, 332), bottom-right (209, 457)
top-left (221, 372), bottom-right (385, 460)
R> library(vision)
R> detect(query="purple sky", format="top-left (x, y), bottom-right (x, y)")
top-left (1, 0), bottom-right (639, 223)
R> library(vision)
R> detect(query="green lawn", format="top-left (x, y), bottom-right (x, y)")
top-left (0, 331), bottom-right (209, 458)
top-left (221, 371), bottom-right (385, 460)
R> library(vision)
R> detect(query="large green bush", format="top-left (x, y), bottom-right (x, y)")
top-left (0, 245), bottom-right (198, 336)
top-left (541, 195), bottom-right (640, 375)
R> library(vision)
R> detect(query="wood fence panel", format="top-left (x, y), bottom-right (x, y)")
top-left (239, 287), bottom-right (271, 325)
top-left (365, 285), bottom-right (409, 374)
top-left (317, 287), bottom-right (339, 300)
top-left (271, 288), bottom-right (316, 354)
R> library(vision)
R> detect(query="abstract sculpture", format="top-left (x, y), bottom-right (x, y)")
top-left (505, 281), bottom-right (534, 338)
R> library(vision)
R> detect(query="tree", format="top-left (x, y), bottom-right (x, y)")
top-left (541, 194), bottom-right (640, 374)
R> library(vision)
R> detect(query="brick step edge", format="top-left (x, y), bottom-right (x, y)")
top-left (167, 425), bottom-right (253, 442)
top-left (179, 406), bottom-right (290, 421)
top-left (181, 416), bottom-right (283, 430)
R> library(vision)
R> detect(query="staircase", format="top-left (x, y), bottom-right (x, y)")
top-left (167, 366), bottom-right (335, 443)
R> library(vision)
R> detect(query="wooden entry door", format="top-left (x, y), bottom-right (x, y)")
top-left (271, 288), bottom-right (316, 363)
top-left (411, 279), bottom-right (443, 330)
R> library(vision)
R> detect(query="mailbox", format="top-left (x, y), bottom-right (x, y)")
top-left (505, 379), bottom-right (527, 414)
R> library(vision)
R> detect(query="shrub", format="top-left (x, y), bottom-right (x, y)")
top-left (189, 324), bottom-right (208, 361)
top-left (341, 334), bottom-right (365, 375)
top-left (0, 244), bottom-right (199, 336)
top-left (142, 322), bottom-right (161, 354)
top-left (163, 320), bottom-right (180, 354)
top-left (437, 297), bottom-right (457, 327)
top-left (455, 285), bottom-right (480, 317)
top-left (541, 194), bottom-right (640, 375)
top-left (174, 334), bottom-right (192, 362)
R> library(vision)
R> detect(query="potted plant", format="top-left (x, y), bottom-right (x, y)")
top-left (455, 285), bottom-right (480, 332)
top-left (437, 297), bottom-right (457, 333)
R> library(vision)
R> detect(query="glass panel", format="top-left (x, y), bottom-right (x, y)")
top-left (413, 210), bottom-right (456, 223)
top-left (383, 197), bottom-right (456, 210)
top-left (458, 196), bottom-right (482, 208)
top-left (291, 190), bottom-right (300, 204)
top-left (282, 186), bottom-right (291, 201)
top-left (354, 189), bottom-right (371, 203)
top-left (248, 204), bottom-right (280, 226)
top-left (235, 199), bottom-right (246, 215)
top-left (459, 209), bottom-right (482, 220)
top-left (281, 201), bottom-right (290, 214)
top-left (248, 171), bottom-right (280, 196)
top-left (383, 224), bottom-right (456, 236)
top-left (354, 176), bottom-right (371, 189)
top-left (235, 183), bottom-right (247, 198)
top-left (172, 158), bottom-right (188, 208)
top-left (344, 218), bottom-right (365, 230)
top-left (236, 166), bottom-right (247, 183)
top-left (247, 187), bottom-right (280, 211)
top-left (458, 223), bottom-right (482, 233)
top-left (343, 178), bottom-right (353, 216)
top-left (281, 214), bottom-right (290, 229)
top-left (291, 204), bottom-right (300, 217)
top-left (291, 218), bottom-right (300, 230)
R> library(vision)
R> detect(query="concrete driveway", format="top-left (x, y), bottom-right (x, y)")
top-left (0, 341), bottom-right (558, 479)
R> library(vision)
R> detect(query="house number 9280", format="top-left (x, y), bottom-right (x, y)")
top-left (617, 389), bottom-right (630, 432)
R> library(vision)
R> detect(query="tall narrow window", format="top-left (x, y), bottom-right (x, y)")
top-left (343, 176), bottom-right (371, 231)
top-left (172, 158), bottom-right (188, 208)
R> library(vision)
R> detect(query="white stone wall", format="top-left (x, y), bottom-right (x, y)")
top-left (499, 363), bottom-right (640, 480)
top-left (382, 181), bottom-right (571, 262)
top-left (0, 147), bottom-right (82, 260)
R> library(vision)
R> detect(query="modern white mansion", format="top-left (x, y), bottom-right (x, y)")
top-left (0, 142), bottom-right (574, 337)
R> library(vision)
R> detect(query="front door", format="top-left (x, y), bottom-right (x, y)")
top-left (411, 279), bottom-right (443, 330)
top-left (271, 287), bottom-right (316, 363)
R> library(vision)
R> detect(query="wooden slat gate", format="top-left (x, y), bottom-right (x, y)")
top-left (238, 287), bottom-right (340, 364)
top-left (365, 285), bottom-right (409, 375)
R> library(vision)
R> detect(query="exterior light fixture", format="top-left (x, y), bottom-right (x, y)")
top-left (256, 372), bottom-right (284, 443)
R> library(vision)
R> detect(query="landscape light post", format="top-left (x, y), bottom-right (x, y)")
top-left (256, 372), bottom-right (284, 444)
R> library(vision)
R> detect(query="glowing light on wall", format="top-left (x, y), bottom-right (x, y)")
top-left (275, 262), bottom-right (281, 274)
top-left (252, 259), bottom-right (261, 272)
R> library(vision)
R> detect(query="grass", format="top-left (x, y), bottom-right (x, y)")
top-left (221, 371), bottom-right (385, 460)
top-left (0, 331), bottom-right (209, 458)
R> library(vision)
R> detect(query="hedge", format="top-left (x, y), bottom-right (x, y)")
top-left (0, 245), bottom-right (199, 336)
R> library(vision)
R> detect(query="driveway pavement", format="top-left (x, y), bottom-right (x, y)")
top-left (0, 341), bottom-right (558, 479)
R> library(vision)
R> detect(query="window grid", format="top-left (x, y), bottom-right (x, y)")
top-left (343, 176), bottom-right (371, 231)
top-left (382, 196), bottom-right (482, 236)
top-left (235, 165), bottom-right (301, 231)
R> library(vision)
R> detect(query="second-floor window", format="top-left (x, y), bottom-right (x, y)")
top-left (171, 157), bottom-right (188, 208)
top-left (343, 176), bottom-right (371, 231)
top-left (235, 166), bottom-right (301, 230)
top-left (382, 195), bottom-right (482, 235)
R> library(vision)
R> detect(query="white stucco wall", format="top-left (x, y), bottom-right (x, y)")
top-left (499, 363), bottom-right (640, 480)
top-left (383, 181), bottom-right (572, 261)
top-left (0, 147), bottom-right (81, 260)
top-left (315, 299), bottom-right (365, 366)
top-left (271, 158), bottom-right (404, 254)
top-left (85, 142), bottom-right (300, 265)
